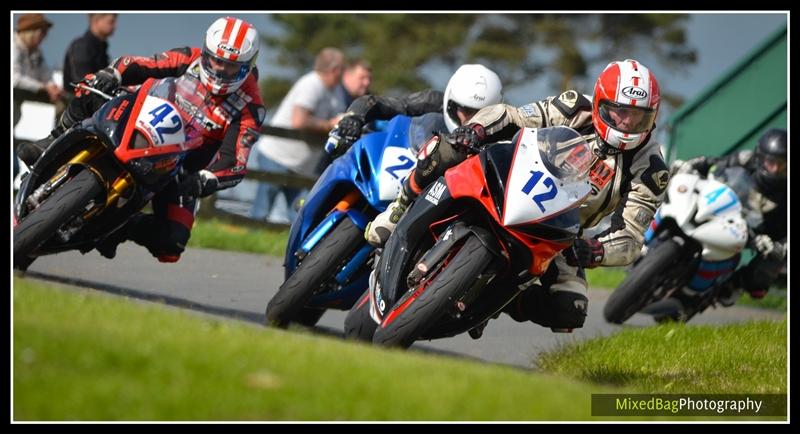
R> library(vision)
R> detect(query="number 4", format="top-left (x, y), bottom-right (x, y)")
top-left (148, 103), bottom-right (174, 126)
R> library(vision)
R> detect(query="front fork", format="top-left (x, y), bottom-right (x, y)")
top-left (22, 142), bottom-right (134, 222)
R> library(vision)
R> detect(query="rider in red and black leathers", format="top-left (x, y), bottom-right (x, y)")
top-left (18, 45), bottom-right (265, 262)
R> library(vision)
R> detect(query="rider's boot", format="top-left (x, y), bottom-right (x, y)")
top-left (365, 189), bottom-right (413, 247)
top-left (95, 213), bottom-right (147, 259)
top-left (716, 271), bottom-right (745, 307)
top-left (16, 109), bottom-right (78, 167)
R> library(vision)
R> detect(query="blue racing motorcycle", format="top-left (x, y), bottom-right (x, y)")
top-left (265, 113), bottom-right (445, 327)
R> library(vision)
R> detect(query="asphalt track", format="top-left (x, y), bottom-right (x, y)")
top-left (19, 244), bottom-right (785, 370)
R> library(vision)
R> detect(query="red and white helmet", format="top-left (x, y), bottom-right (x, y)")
top-left (592, 59), bottom-right (660, 151)
top-left (200, 17), bottom-right (259, 95)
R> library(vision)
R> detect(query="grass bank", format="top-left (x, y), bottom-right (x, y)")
top-left (537, 320), bottom-right (787, 394)
top-left (14, 277), bottom-right (609, 421)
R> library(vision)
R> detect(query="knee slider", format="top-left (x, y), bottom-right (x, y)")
top-left (523, 290), bottom-right (588, 329)
top-left (549, 291), bottom-right (588, 329)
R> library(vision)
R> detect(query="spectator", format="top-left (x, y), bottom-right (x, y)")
top-left (334, 58), bottom-right (373, 109)
top-left (250, 47), bottom-right (347, 223)
top-left (13, 13), bottom-right (62, 176)
top-left (63, 13), bottom-right (117, 98)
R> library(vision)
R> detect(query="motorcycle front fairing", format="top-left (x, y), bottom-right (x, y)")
top-left (652, 173), bottom-right (747, 261)
top-left (372, 129), bottom-right (590, 317)
top-left (15, 76), bottom-right (206, 253)
top-left (371, 176), bottom-right (456, 320)
top-left (371, 126), bottom-right (593, 324)
top-left (283, 115), bottom-right (417, 276)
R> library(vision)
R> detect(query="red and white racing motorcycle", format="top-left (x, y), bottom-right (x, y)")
top-left (344, 126), bottom-right (594, 348)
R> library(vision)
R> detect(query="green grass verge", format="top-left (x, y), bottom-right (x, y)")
top-left (735, 290), bottom-right (787, 311)
top-left (586, 267), bottom-right (627, 290)
top-left (14, 277), bottom-right (614, 421)
top-left (537, 320), bottom-right (787, 394)
top-left (188, 218), bottom-right (288, 256)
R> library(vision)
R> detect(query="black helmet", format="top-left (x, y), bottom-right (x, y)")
top-left (754, 128), bottom-right (787, 190)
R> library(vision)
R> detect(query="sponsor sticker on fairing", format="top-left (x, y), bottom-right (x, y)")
top-left (424, 181), bottom-right (447, 205)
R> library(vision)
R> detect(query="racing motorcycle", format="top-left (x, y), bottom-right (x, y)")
top-left (602, 166), bottom-right (752, 324)
top-left (13, 75), bottom-right (208, 271)
top-left (343, 126), bottom-right (594, 348)
top-left (265, 114), bottom-right (445, 328)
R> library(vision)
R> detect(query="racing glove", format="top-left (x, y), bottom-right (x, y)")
top-left (76, 67), bottom-right (121, 97)
top-left (327, 113), bottom-right (365, 156)
top-left (672, 156), bottom-right (713, 177)
top-left (752, 234), bottom-right (786, 261)
top-left (446, 123), bottom-right (486, 153)
top-left (177, 170), bottom-right (219, 198)
top-left (568, 237), bottom-right (605, 269)
top-left (338, 113), bottom-right (365, 142)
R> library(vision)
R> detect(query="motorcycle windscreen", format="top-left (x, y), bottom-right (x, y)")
top-left (501, 126), bottom-right (592, 226)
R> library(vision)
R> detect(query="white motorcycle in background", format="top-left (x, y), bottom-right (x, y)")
top-left (603, 166), bottom-right (754, 324)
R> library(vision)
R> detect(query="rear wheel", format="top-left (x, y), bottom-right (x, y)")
top-left (14, 169), bottom-right (103, 270)
top-left (372, 235), bottom-right (493, 348)
top-left (266, 217), bottom-right (364, 328)
top-left (603, 239), bottom-right (684, 324)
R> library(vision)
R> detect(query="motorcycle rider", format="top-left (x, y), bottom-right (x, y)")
top-left (674, 128), bottom-right (787, 302)
top-left (367, 59), bottom-right (670, 332)
top-left (326, 64), bottom-right (504, 242)
top-left (16, 16), bottom-right (266, 262)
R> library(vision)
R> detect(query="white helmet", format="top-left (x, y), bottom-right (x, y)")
top-left (200, 17), bottom-right (259, 95)
top-left (443, 64), bottom-right (504, 132)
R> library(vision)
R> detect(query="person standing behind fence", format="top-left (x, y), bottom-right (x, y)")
top-left (13, 13), bottom-right (63, 177)
top-left (313, 58), bottom-right (374, 175)
top-left (63, 13), bottom-right (117, 100)
top-left (335, 58), bottom-right (372, 109)
top-left (250, 47), bottom-right (347, 223)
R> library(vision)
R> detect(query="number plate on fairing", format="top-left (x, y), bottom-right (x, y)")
top-left (136, 96), bottom-right (187, 147)
top-left (378, 147), bottom-right (417, 201)
top-left (503, 128), bottom-right (590, 226)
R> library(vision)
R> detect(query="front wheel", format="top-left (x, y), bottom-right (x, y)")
top-left (343, 290), bottom-right (378, 342)
top-left (603, 239), bottom-right (684, 324)
top-left (13, 169), bottom-right (103, 269)
top-left (266, 217), bottom-right (364, 328)
top-left (372, 234), bottom-right (494, 348)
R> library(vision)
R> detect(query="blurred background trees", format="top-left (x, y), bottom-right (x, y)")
top-left (260, 13), bottom-right (696, 110)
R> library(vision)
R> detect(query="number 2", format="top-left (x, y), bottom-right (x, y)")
top-left (521, 170), bottom-right (558, 212)
top-left (386, 155), bottom-right (415, 179)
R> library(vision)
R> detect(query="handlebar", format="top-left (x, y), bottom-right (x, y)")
top-left (443, 133), bottom-right (481, 155)
top-left (69, 82), bottom-right (130, 101)
top-left (324, 129), bottom-right (360, 156)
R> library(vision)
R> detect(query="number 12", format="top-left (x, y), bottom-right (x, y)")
top-left (521, 170), bottom-right (557, 212)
